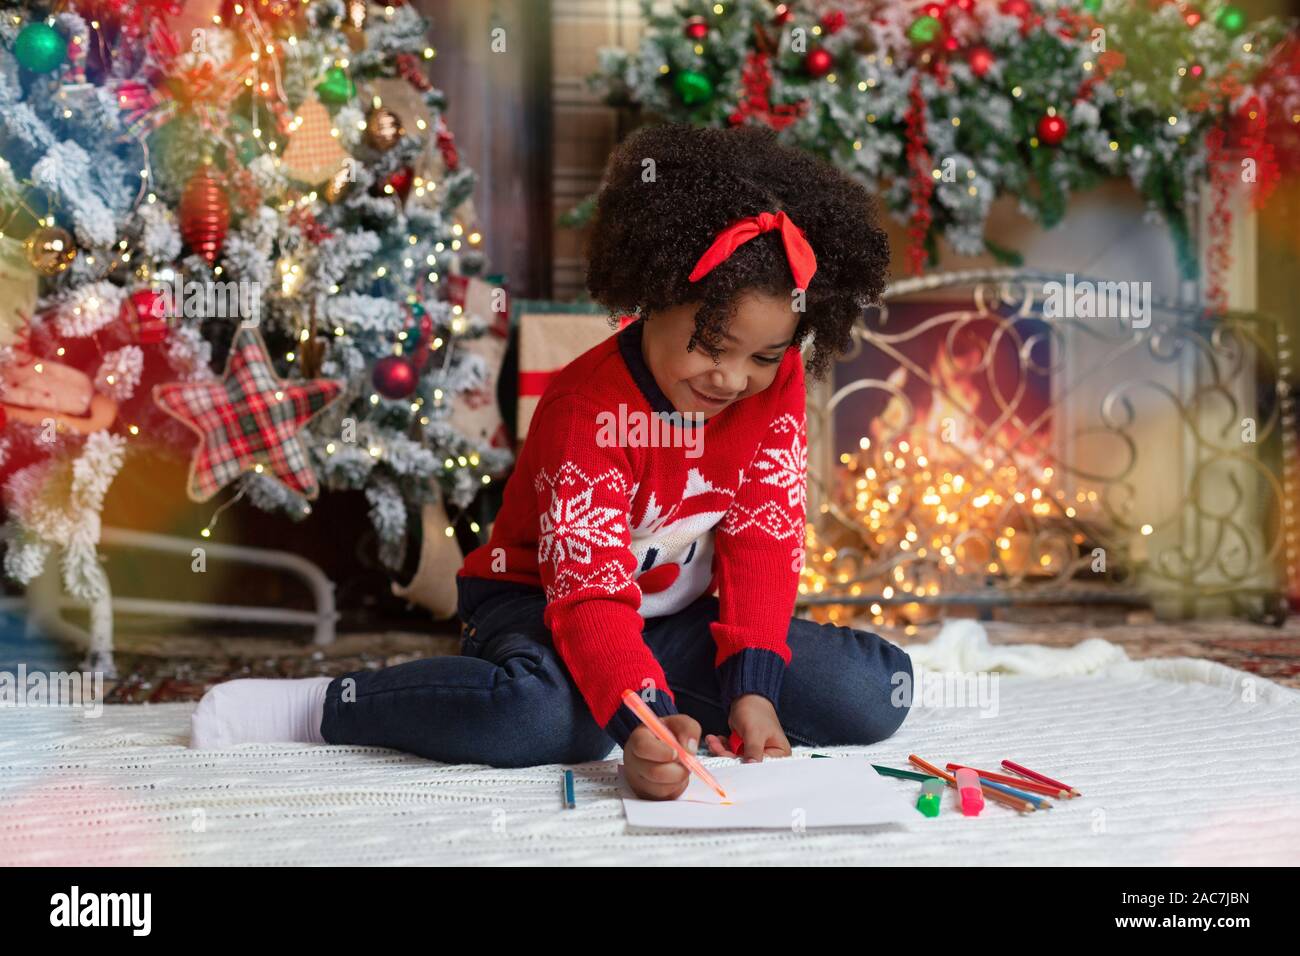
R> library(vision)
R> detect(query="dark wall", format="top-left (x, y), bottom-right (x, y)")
top-left (417, 0), bottom-right (554, 299)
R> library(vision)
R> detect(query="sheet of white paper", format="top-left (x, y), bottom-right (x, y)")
top-left (618, 756), bottom-right (916, 830)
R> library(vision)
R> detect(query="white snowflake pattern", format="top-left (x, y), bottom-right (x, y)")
top-left (753, 416), bottom-right (808, 512)
top-left (538, 485), bottom-right (626, 568)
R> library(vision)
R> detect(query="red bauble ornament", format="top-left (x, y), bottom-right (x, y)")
top-left (372, 355), bottom-right (418, 399)
top-left (772, 4), bottom-right (793, 26)
top-left (122, 288), bottom-right (169, 344)
top-left (1037, 113), bottom-right (1068, 146)
top-left (371, 166), bottom-right (414, 202)
top-left (684, 15), bottom-right (708, 40)
top-left (922, 3), bottom-right (943, 18)
top-left (179, 166), bottom-right (230, 264)
top-left (805, 48), bottom-right (834, 77)
top-left (968, 46), bottom-right (995, 77)
top-left (820, 10), bottom-right (846, 34)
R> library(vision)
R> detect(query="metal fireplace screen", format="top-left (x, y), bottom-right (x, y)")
top-left (799, 269), bottom-right (1294, 624)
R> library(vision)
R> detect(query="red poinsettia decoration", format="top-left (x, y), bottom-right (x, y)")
top-left (116, 23), bottom-right (253, 134)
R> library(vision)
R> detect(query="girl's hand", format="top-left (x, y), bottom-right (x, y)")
top-left (623, 713), bottom-right (704, 801)
top-left (705, 694), bottom-right (791, 762)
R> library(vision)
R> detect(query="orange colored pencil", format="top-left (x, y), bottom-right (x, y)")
top-left (1002, 759), bottom-right (1081, 797)
top-left (946, 763), bottom-right (1071, 799)
top-left (908, 755), bottom-right (1036, 814)
top-left (621, 689), bottom-right (729, 801)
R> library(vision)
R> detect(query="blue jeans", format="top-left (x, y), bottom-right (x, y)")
top-left (320, 579), bottom-right (915, 768)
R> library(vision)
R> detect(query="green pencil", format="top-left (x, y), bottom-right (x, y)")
top-left (873, 764), bottom-right (942, 783)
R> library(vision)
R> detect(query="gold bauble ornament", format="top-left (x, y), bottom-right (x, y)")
top-left (24, 226), bottom-right (77, 275)
top-left (364, 106), bottom-right (405, 152)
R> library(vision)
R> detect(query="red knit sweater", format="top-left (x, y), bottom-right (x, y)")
top-left (457, 315), bottom-right (808, 747)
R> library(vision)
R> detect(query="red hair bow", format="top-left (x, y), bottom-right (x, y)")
top-left (687, 210), bottom-right (817, 291)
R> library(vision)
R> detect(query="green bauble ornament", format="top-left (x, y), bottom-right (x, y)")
top-left (673, 69), bottom-right (713, 105)
top-left (227, 115), bottom-right (261, 165)
top-left (1214, 5), bottom-right (1246, 36)
top-left (1082, 0), bottom-right (1102, 12)
top-left (316, 66), bottom-right (356, 105)
top-left (14, 22), bottom-right (68, 74)
top-left (907, 15), bottom-right (940, 45)
top-left (236, 137), bottom-right (260, 166)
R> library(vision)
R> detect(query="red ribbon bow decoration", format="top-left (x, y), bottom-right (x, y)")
top-left (687, 210), bottom-right (817, 291)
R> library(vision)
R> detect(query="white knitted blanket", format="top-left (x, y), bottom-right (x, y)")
top-left (3, 622), bottom-right (1298, 865)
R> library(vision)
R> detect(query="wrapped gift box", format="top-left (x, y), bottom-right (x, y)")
top-left (515, 303), bottom-right (635, 441)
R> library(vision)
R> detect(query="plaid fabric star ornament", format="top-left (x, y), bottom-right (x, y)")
top-left (153, 325), bottom-right (344, 502)
top-left (280, 96), bottom-right (351, 186)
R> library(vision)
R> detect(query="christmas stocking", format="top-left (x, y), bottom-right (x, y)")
top-left (391, 487), bottom-right (461, 620)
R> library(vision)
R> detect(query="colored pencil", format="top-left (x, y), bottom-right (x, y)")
top-left (621, 689), bottom-right (729, 801)
top-left (873, 764), bottom-right (942, 783)
top-left (946, 763), bottom-right (1070, 798)
top-left (908, 755), bottom-right (1037, 814)
top-left (1002, 759), bottom-right (1081, 796)
top-left (977, 777), bottom-right (1051, 809)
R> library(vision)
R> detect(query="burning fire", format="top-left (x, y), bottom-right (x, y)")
top-left (800, 346), bottom-right (1107, 632)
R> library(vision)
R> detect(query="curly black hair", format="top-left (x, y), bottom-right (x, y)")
top-left (585, 122), bottom-right (891, 382)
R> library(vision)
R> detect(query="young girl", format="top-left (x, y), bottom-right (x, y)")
top-left (190, 122), bottom-right (913, 801)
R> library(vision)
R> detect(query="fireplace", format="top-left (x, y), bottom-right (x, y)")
top-left (800, 269), bottom-right (1294, 629)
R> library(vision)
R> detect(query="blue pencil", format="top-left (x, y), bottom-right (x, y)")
top-left (562, 769), bottom-right (576, 808)
top-left (978, 775), bottom-right (1051, 809)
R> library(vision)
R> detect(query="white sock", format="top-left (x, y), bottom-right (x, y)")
top-left (189, 677), bottom-right (333, 748)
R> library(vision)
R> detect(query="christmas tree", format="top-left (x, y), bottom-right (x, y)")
top-left (0, 0), bottom-right (512, 614)
top-left (589, 0), bottom-right (1297, 280)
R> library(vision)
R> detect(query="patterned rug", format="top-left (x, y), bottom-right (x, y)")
top-left (2, 608), bottom-right (1297, 703)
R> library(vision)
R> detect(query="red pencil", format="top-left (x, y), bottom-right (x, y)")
top-left (1002, 759), bottom-right (1081, 796)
